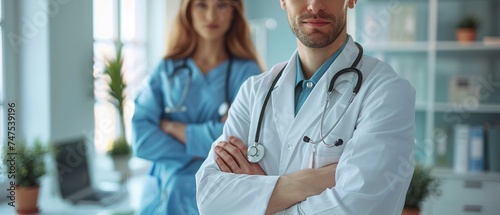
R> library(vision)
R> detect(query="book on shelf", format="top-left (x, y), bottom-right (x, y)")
top-left (468, 126), bottom-right (485, 172)
top-left (450, 124), bottom-right (498, 173)
top-left (359, 2), bottom-right (417, 43)
top-left (487, 126), bottom-right (500, 173)
top-left (361, 3), bottom-right (389, 43)
top-left (389, 2), bottom-right (417, 42)
top-left (453, 124), bottom-right (470, 173)
top-left (434, 126), bottom-right (450, 168)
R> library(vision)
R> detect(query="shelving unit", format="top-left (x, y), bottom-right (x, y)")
top-left (352, 1), bottom-right (500, 213)
top-left (352, 0), bottom-right (500, 165)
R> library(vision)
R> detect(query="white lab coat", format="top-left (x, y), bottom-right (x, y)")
top-left (196, 38), bottom-right (416, 215)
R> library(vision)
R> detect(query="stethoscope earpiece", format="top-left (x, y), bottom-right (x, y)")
top-left (334, 138), bottom-right (343, 146)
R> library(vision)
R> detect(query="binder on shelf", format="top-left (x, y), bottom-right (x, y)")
top-left (434, 126), bottom-right (450, 168)
top-left (487, 127), bottom-right (500, 173)
top-left (468, 126), bottom-right (485, 172)
top-left (453, 124), bottom-right (470, 173)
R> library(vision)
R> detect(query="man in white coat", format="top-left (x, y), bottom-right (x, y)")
top-left (196, 0), bottom-right (416, 214)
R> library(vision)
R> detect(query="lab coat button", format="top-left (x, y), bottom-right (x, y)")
top-left (306, 81), bottom-right (314, 88)
top-left (287, 144), bottom-right (291, 149)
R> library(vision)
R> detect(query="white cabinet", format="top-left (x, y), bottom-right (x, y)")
top-left (422, 170), bottom-right (500, 215)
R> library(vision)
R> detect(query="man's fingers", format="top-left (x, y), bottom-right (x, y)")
top-left (215, 142), bottom-right (240, 172)
top-left (228, 136), bottom-right (248, 157)
top-left (219, 140), bottom-right (248, 169)
top-left (215, 155), bottom-right (231, 173)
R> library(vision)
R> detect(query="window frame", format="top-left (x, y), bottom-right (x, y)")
top-left (92, 0), bottom-right (148, 153)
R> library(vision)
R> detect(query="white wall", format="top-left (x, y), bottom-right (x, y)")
top-left (18, 0), bottom-right (51, 142)
top-left (146, 0), bottom-right (180, 72)
top-left (48, 0), bottom-right (94, 141)
top-left (3, 0), bottom-right (94, 144)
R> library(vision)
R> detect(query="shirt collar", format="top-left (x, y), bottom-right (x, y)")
top-left (295, 35), bottom-right (350, 87)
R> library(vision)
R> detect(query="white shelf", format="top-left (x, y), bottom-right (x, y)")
top-left (434, 103), bottom-right (500, 113)
top-left (432, 168), bottom-right (500, 181)
top-left (363, 42), bottom-right (430, 52)
top-left (364, 41), bottom-right (500, 52)
top-left (436, 41), bottom-right (500, 51)
top-left (416, 102), bottom-right (428, 111)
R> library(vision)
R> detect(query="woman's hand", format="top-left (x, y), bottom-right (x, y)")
top-left (160, 119), bottom-right (187, 144)
top-left (214, 136), bottom-right (266, 175)
top-left (220, 113), bottom-right (228, 122)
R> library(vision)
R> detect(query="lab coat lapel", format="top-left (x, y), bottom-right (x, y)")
top-left (270, 52), bottom-right (297, 143)
top-left (319, 39), bottom-right (363, 122)
top-left (286, 39), bottom-right (362, 156)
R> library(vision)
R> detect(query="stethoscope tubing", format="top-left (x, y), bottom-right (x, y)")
top-left (251, 42), bottom-right (364, 162)
top-left (164, 57), bottom-right (233, 115)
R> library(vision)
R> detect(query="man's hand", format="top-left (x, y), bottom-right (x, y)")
top-left (265, 163), bottom-right (338, 215)
top-left (285, 163), bottom-right (337, 197)
top-left (214, 136), bottom-right (266, 175)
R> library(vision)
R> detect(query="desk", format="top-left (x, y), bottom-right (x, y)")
top-left (0, 157), bottom-right (151, 215)
top-left (0, 175), bottom-right (146, 215)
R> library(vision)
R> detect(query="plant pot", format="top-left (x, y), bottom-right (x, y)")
top-left (456, 28), bottom-right (477, 43)
top-left (112, 154), bottom-right (131, 183)
top-left (15, 186), bottom-right (40, 214)
top-left (402, 208), bottom-right (420, 215)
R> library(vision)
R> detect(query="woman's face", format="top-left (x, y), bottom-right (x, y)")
top-left (190, 0), bottom-right (235, 42)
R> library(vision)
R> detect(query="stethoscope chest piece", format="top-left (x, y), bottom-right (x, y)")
top-left (247, 143), bottom-right (265, 163)
top-left (218, 102), bottom-right (229, 117)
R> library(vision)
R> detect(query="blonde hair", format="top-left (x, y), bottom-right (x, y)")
top-left (164, 0), bottom-right (265, 71)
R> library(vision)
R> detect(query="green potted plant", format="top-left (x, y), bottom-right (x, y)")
top-left (456, 15), bottom-right (481, 43)
top-left (107, 136), bottom-right (132, 183)
top-left (102, 42), bottom-right (132, 182)
top-left (402, 163), bottom-right (441, 215)
top-left (1, 139), bottom-right (56, 214)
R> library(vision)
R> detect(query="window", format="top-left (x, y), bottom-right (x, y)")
top-left (93, 0), bottom-right (147, 153)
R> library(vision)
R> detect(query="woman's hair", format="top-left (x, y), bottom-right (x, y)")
top-left (164, 0), bottom-right (265, 71)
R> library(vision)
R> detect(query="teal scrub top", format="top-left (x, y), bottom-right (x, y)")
top-left (132, 57), bottom-right (261, 215)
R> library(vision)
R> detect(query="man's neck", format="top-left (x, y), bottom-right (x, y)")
top-left (297, 34), bottom-right (347, 79)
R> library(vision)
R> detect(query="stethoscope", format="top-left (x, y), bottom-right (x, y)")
top-left (247, 42), bottom-right (364, 164)
top-left (164, 58), bottom-right (233, 117)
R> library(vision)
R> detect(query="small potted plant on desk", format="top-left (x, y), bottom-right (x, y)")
top-left (456, 15), bottom-right (481, 43)
top-left (402, 163), bottom-right (441, 215)
top-left (107, 137), bottom-right (132, 183)
top-left (1, 139), bottom-right (55, 214)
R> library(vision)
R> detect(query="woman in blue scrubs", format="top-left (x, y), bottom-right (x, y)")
top-left (131, 0), bottom-right (263, 214)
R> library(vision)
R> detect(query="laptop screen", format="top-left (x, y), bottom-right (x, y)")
top-left (55, 137), bottom-right (92, 198)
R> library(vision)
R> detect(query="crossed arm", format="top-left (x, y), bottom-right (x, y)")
top-left (160, 113), bottom-right (228, 144)
top-left (214, 136), bottom-right (338, 214)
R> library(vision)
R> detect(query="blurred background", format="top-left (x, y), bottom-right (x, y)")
top-left (0, 0), bottom-right (499, 214)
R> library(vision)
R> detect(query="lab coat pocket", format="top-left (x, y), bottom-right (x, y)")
top-left (315, 135), bottom-right (347, 168)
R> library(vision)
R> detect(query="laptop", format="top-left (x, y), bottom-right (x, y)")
top-left (54, 137), bottom-right (124, 205)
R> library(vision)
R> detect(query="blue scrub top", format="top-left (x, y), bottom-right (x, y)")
top-left (132, 57), bottom-right (261, 215)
